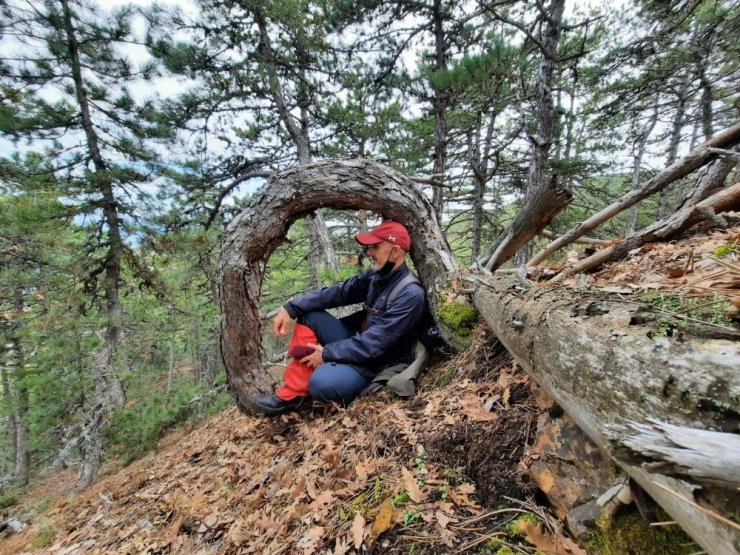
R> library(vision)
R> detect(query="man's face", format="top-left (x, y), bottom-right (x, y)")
top-left (365, 241), bottom-right (399, 271)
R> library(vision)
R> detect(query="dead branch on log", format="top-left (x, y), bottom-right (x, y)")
top-left (676, 150), bottom-right (737, 210)
top-left (538, 228), bottom-right (611, 245)
top-left (527, 121), bottom-right (740, 267)
top-left (611, 419), bottom-right (740, 489)
top-left (482, 0), bottom-right (570, 273)
top-left (650, 481), bottom-right (740, 533)
top-left (482, 184), bottom-right (571, 271)
top-left (552, 181), bottom-right (740, 282)
top-left (708, 147), bottom-right (740, 160)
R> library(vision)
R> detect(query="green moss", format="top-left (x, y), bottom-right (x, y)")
top-left (392, 491), bottom-right (411, 507)
top-left (438, 300), bottom-right (479, 348)
top-left (0, 491), bottom-right (20, 509)
top-left (714, 244), bottom-right (739, 257)
top-left (434, 365), bottom-right (457, 389)
top-left (506, 513), bottom-right (542, 537)
top-left (438, 301), bottom-right (479, 333)
top-left (482, 541), bottom-right (517, 555)
top-left (402, 510), bottom-right (422, 525)
top-left (585, 512), bottom-right (695, 555)
top-left (340, 478), bottom-right (386, 521)
top-left (640, 292), bottom-right (733, 327)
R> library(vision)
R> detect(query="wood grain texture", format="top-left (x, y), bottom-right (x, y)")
top-left (474, 276), bottom-right (740, 554)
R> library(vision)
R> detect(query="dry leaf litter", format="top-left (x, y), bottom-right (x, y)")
top-left (1, 327), bottom-right (586, 554)
top-left (552, 225), bottom-right (740, 323)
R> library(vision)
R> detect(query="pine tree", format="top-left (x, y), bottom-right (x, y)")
top-left (147, 0), bottom-right (341, 285)
top-left (0, 0), bottom-right (176, 488)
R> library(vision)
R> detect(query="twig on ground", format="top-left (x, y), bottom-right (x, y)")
top-left (454, 531), bottom-right (508, 553)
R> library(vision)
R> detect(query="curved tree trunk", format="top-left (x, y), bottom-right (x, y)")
top-left (473, 276), bottom-right (740, 555)
top-left (218, 159), bottom-right (458, 413)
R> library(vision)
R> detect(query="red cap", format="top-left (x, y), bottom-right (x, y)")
top-left (355, 220), bottom-right (411, 251)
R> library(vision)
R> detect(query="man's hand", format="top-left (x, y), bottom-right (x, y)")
top-left (272, 307), bottom-right (292, 337)
top-left (301, 343), bottom-right (324, 368)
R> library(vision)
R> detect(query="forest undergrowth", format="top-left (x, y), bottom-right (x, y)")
top-left (0, 326), bottom-right (573, 555)
top-left (2, 223), bottom-right (738, 554)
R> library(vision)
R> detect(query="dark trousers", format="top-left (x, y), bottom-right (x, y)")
top-left (297, 311), bottom-right (370, 404)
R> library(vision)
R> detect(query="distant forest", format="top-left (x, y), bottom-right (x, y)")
top-left (0, 0), bottom-right (737, 490)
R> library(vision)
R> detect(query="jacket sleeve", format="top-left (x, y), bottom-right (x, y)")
top-left (321, 284), bottom-right (425, 365)
top-left (284, 270), bottom-right (372, 319)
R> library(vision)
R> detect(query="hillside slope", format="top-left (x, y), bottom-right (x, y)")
top-left (3, 332), bottom-right (558, 554)
top-left (3, 223), bottom-right (737, 555)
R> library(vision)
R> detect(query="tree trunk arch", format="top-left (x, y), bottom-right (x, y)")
top-left (218, 159), bottom-right (459, 413)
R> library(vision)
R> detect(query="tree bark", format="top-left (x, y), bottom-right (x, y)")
top-left (12, 356), bottom-right (30, 486)
top-left (553, 180), bottom-right (740, 281)
top-left (693, 36), bottom-right (714, 141)
top-left (253, 5), bottom-right (339, 281)
top-left (306, 211), bottom-right (340, 287)
top-left (527, 121), bottom-right (740, 267)
top-left (659, 71), bottom-right (690, 219)
top-left (537, 229), bottom-right (610, 245)
top-left (6, 287), bottom-right (30, 484)
top-left (676, 148), bottom-right (737, 209)
top-left (469, 112), bottom-right (497, 263)
top-left (431, 0), bottom-right (449, 221)
top-left (473, 276), bottom-right (740, 555)
top-left (0, 356), bottom-right (14, 478)
top-left (617, 419), bottom-right (740, 489)
top-left (218, 159), bottom-right (458, 413)
top-left (484, 0), bottom-right (570, 272)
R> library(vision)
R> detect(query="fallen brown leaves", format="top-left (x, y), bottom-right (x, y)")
top-left (589, 226), bottom-right (740, 296)
top-left (3, 331), bottom-right (552, 555)
top-left (515, 519), bottom-right (586, 555)
top-left (555, 226), bottom-right (740, 323)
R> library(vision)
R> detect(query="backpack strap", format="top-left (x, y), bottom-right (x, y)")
top-left (386, 272), bottom-right (422, 308)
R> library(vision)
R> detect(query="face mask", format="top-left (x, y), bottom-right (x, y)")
top-left (377, 259), bottom-right (395, 276)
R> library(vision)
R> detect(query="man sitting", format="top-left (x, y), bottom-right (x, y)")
top-left (250, 220), bottom-right (428, 416)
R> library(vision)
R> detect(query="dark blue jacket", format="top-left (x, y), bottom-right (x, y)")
top-left (284, 263), bottom-right (427, 378)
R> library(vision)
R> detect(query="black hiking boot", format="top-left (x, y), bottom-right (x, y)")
top-left (249, 394), bottom-right (311, 416)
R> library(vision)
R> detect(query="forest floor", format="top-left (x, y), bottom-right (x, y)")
top-left (1, 223), bottom-right (738, 555)
top-left (553, 224), bottom-right (740, 314)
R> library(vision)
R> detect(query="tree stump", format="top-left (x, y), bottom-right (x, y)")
top-left (218, 159), bottom-right (458, 412)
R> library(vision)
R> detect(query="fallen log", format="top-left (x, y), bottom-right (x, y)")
top-left (527, 121), bottom-right (740, 267)
top-left (473, 276), bottom-right (740, 555)
top-left (552, 180), bottom-right (740, 281)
